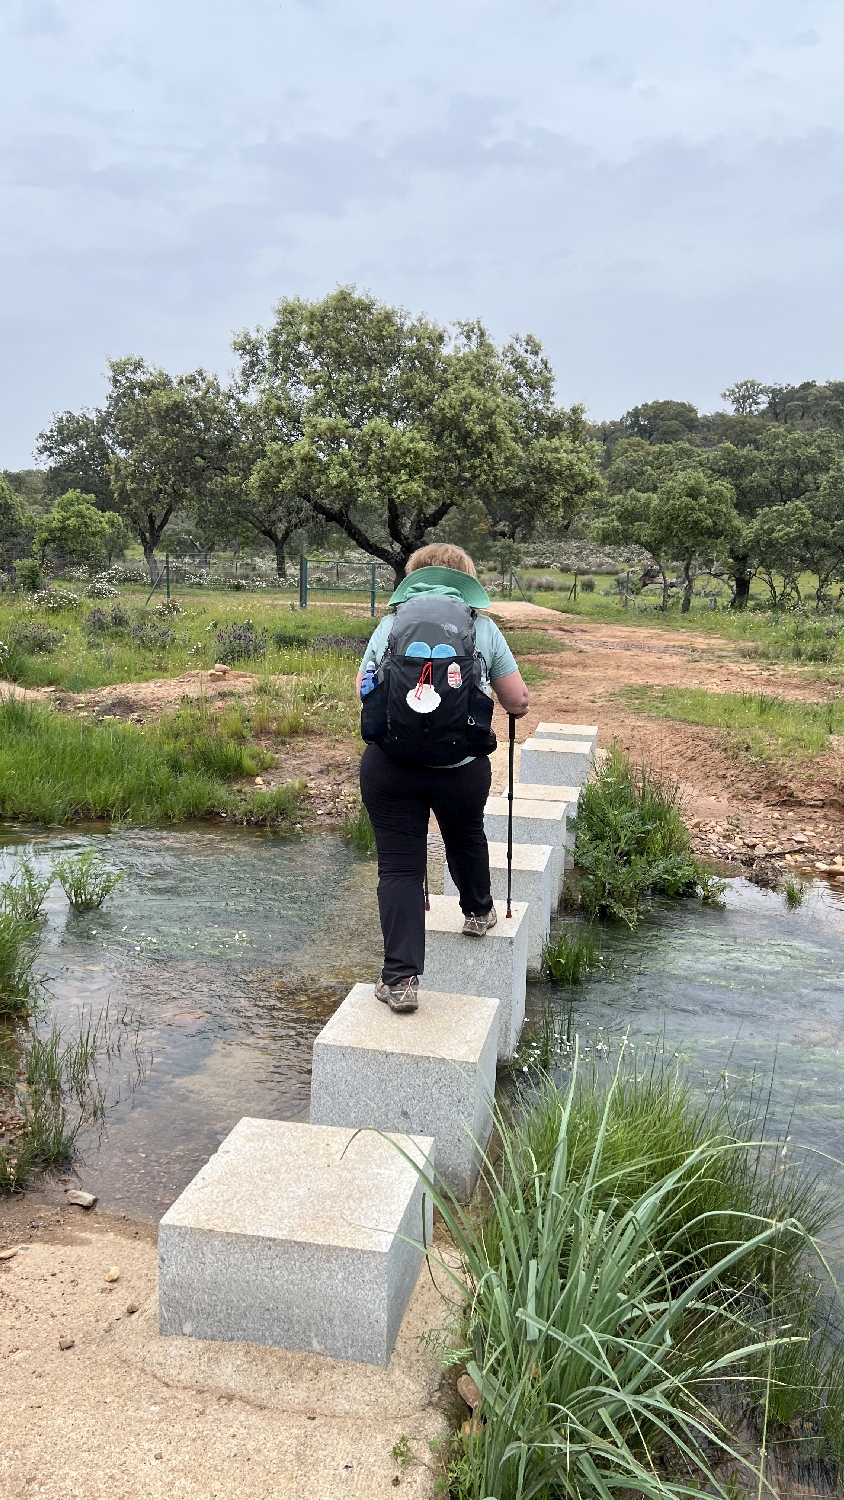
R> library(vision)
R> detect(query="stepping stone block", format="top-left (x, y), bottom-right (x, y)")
top-left (159, 1118), bottom-right (434, 1368)
top-left (484, 797), bottom-right (567, 903)
top-left (443, 842), bottom-right (553, 977)
top-left (514, 783), bottom-right (581, 852)
top-left (421, 895), bottom-right (528, 1062)
top-left (311, 982), bottom-right (498, 1200)
top-left (534, 722), bottom-right (598, 756)
top-left (519, 738), bottom-right (593, 790)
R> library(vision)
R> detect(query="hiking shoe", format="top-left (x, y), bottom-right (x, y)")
top-left (375, 976), bottom-right (419, 1013)
top-left (462, 907), bottom-right (498, 937)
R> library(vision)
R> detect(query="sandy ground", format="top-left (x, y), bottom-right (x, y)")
top-left (0, 1204), bottom-right (453, 1500)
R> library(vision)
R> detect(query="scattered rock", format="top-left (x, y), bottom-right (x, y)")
top-left (125, 1302), bottom-right (139, 1315)
top-left (457, 1373), bottom-right (482, 1411)
top-left (105, 1266), bottom-right (120, 1283)
top-left (65, 1190), bottom-right (97, 1209)
top-left (58, 1337), bottom-right (75, 1351)
top-left (750, 858), bottom-right (779, 890)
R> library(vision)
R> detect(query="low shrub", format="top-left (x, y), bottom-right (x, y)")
top-left (84, 603), bottom-right (130, 637)
top-left (579, 573), bottom-right (596, 591)
top-left (85, 578), bottom-right (119, 599)
top-left (131, 618), bottom-right (174, 650)
top-left (12, 622), bottom-right (61, 654)
top-left (573, 743), bottom-right (713, 927)
top-left (28, 588), bottom-right (80, 612)
top-left (1, 860), bottom-right (53, 921)
top-left (215, 620), bottom-right (267, 663)
top-left (52, 849), bottom-right (124, 911)
top-left (14, 558), bottom-right (43, 592)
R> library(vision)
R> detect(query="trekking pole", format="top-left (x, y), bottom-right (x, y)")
top-left (506, 712), bottom-right (515, 919)
top-left (424, 866), bottom-right (430, 912)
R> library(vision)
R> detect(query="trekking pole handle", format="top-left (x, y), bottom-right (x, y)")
top-left (506, 713), bottom-right (515, 918)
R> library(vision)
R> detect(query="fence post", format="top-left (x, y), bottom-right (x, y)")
top-left (370, 562), bottom-right (376, 618)
top-left (624, 569), bottom-right (629, 609)
top-left (299, 555), bottom-right (308, 609)
top-left (165, 551), bottom-right (170, 602)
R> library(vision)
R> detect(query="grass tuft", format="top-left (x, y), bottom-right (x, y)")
top-left (52, 849), bottom-right (124, 911)
top-left (0, 859), bottom-right (53, 921)
top-left (784, 876), bottom-right (806, 909)
top-left (0, 911), bottom-right (38, 1015)
top-left (541, 924), bottom-right (602, 983)
top-left (343, 802), bottom-right (376, 854)
top-left (423, 1044), bottom-right (841, 1499)
top-left (572, 743), bottom-right (715, 927)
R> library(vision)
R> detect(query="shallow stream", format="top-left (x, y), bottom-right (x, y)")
top-left (2, 827), bottom-right (843, 1227)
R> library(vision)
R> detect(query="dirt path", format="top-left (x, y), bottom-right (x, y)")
top-left (0, 1202), bottom-right (449, 1500)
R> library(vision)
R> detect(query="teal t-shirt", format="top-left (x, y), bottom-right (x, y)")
top-left (358, 594), bottom-right (519, 768)
top-left (359, 611), bottom-right (517, 684)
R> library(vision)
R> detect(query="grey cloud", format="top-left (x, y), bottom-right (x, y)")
top-left (11, 0), bottom-right (68, 38)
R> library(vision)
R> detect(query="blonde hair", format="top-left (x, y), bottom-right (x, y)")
top-left (405, 544), bottom-right (477, 577)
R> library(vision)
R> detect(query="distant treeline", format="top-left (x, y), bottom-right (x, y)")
top-left (3, 287), bottom-right (844, 611)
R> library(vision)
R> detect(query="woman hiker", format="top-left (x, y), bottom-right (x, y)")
top-left (356, 543), bottom-right (530, 1014)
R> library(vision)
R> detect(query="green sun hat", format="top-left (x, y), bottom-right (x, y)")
top-left (388, 565), bottom-right (491, 610)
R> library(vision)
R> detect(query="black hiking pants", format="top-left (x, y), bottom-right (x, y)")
top-left (360, 744), bottom-right (493, 984)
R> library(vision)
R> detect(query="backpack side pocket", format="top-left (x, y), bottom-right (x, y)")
top-left (360, 676), bottom-right (389, 743)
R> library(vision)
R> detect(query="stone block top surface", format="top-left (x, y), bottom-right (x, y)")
top-left (514, 783), bottom-right (581, 804)
top-left (160, 1117), bottom-right (433, 1251)
top-left (535, 722), bottom-right (598, 739)
top-left (486, 796), bottom-right (565, 823)
top-left (485, 841), bottom-right (553, 872)
top-left (522, 737), bottom-right (592, 755)
top-left (425, 893), bottom-right (528, 938)
top-left (317, 982), bottom-right (499, 1062)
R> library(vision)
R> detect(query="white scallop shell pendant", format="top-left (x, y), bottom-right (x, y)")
top-left (407, 683), bottom-right (441, 714)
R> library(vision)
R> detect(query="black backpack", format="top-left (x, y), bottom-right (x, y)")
top-left (360, 595), bottom-right (497, 765)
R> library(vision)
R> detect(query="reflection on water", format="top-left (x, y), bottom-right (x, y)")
top-left (530, 879), bottom-right (844, 1250)
top-left (3, 825), bottom-right (844, 1230)
top-left (0, 827), bottom-right (382, 1220)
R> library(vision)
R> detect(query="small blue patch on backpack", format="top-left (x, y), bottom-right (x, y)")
top-left (431, 643), bottom-right (457, 658)
top-left (406, 642), bottom-right (432, 657)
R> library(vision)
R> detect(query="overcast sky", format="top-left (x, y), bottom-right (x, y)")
top-left (2, 0), bottom-right (843, 465)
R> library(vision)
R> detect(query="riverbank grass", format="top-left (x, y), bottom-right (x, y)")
top-left (0, 696), bottom-right (305, 826)
top-left (430, 1047), bottom-right (841, 1499)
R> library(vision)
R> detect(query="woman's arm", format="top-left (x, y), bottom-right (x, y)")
top-left (355, 669), bottom-right (366, 697)
top-left (491, 669), bottom-right (530, 717)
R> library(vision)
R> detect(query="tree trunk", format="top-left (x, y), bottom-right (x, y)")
top-left (661, 569), bottom-right (670, 611)
top-left (143, 545), bottom-right (160, 583)
top-left (274, 538), bottom-right (287, 578)
top-left (730, 558), bottom-right (752, 610)
top-left (681, 561), bottom-right (694, 613)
